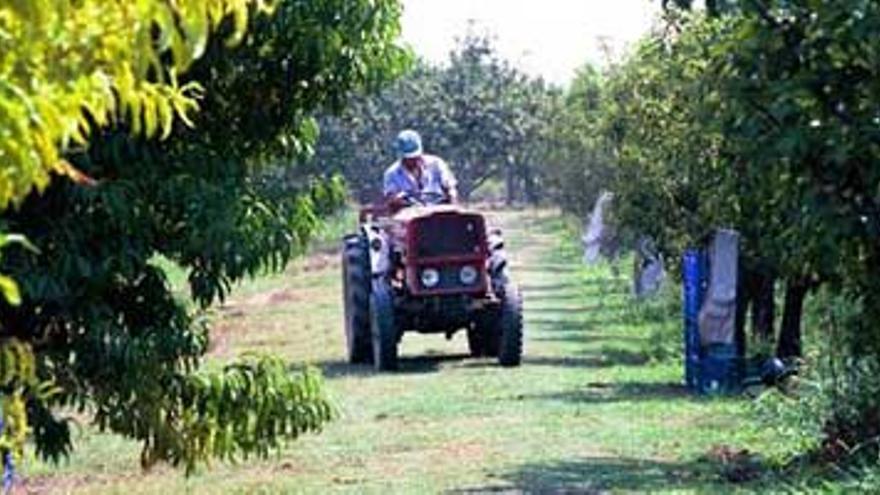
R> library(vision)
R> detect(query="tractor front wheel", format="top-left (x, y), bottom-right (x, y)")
top-left (497, 285), bottom-right (523, 367)
top-left (469, 314), bottom-right (500, 358)
top-left (370, 278), bottom-right (399, 371)
top-left (467, 325), bottom-right (487, 357)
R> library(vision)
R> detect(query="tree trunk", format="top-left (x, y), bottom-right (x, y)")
top-left (735, 266), bottom-right (776, 358)
top-left (735, 265), bottom-right (749, 359)
top-left (505, 158), bottom-right (515, 206)
top-left (522, 163), bottom-right (538, 205)
top-left (459, 160), bottom-right (473, 202)
top-left (777, 278), bottom-right (809, 358)
top-left (751, 272), bottom-right (776, 342)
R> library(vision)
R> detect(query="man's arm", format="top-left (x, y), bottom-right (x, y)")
top-left (438, 158), bottom-right (458, 203)
top-left (383, 166), bottom-right (410, 208)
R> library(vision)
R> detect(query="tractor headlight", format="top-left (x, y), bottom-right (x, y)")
top-left (420, 268), bottom-right (441, 288)
top-left (459, 265), bottom-right (479, 285)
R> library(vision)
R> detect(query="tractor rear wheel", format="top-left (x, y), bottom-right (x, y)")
top-left (370, 278), bottom-right (399, 371)
top-left (342, 234), bottom-right (373, 364)
top-left (497, 285), bottom-right (523, 367)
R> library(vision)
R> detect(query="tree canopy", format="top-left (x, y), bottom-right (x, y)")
top-left (309, 32), bottom-right (558, 202)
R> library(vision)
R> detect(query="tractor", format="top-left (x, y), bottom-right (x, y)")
top-left (341, 192), bottom-right (523, 371)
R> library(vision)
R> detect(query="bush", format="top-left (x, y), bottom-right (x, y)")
top-left (631, 281), bottom-right (683, 363)
top-left (752, 289), bottom-right (880, 476)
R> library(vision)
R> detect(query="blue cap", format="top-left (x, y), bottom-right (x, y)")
top-left (395, 129), bottom-right (423, 158)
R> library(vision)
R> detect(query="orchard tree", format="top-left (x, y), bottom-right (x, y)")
top-left (311, 32), bottom-right (557, 202)
top-left (603, 0), bottom-right (880, 452)
top-left (541, 64), bottom-right (613, 218)
top-left (0, 0), bottom-right (272, 464)
top-left (602, 8), bottom-right (814, 355)
top-left (708, 0), bottom-right (880, 360)
top-left (310, 64), bottom-right (444, 201)
top-left (436, 32), bottom-right (546, 201)
top-left (0, 0), bottom-right (408, 470)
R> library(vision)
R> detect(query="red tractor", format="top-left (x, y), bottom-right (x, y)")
top-left (341, 193), bottom-right (523, 371)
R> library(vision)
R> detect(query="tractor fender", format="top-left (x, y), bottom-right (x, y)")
top-left (487, 230), bottom-right (508, 276)
top-left (362, 225), bottom-right (391, 277)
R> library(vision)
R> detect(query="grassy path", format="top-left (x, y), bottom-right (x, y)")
top-left (25, 209), bottom-right (776, 494)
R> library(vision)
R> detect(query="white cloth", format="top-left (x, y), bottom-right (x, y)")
top-left (699, 229), bottom-right (740, 346)
top-left (582, 191), bottom-right (614, 264)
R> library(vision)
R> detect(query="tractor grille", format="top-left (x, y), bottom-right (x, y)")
top-left (413, 214), bottom-right (484, 258)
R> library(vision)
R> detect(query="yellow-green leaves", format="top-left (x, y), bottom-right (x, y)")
top-left (0, 275), bottom-right (19, 306)
top-left (0, 232), bottom-right (36, 305)
top-left (0, 339), bottom-right (38, 461)
top-left (0, 0), bottom-right (272, 209)
top-left (0, 0), bottom-right (405, 470)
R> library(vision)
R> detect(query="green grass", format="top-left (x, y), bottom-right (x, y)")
top-left (23, 209), bottom-right (820, 494)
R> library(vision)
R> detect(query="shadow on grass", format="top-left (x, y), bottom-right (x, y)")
top-left (525, 292), bottom-right (593, 303)
top-left (519, 280), bottom-right (629, 296)
top-left (522, 322), bottom-right (594, 333)
top-left (520, 282), bottom-right (585, 293)
top-left (449, 456), bottom-right (716, 494)
top-left (318, 353), bottom-right (471, 378)
top-left (515, 264), bottom-right (587, 275)
top-left (532, 333), bottom-right (648, 346)
top-left (526, 303), bottom-right (629, 316)
top-left (463, 348), bottom-right (650, 370)
top-left (524, 381), bottom-right (691, 405)
top-left (525, 316), bottom-right (624, 327)
top-left (525, 313), bottom-right (634, 332)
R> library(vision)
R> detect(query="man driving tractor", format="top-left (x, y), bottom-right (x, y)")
top-left (383, 129), bottom-right (458, 208)
top-left (342, 128), bottom-right (522, 371)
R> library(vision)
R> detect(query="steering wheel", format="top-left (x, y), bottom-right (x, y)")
top-left (398, 190), bottom-right (447, 207)
top-left (419, 190), bottom-right (447, 205)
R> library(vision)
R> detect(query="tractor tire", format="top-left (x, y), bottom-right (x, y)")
top-left (370, 278), bottom-right (399, 371)
top-left (342, 234), bottom-right (373, 364)
top-left (497, 285), bottom-right (523, 367)
top-left (466, 324), bottom-right (487, 357)
top-left (469, 313), bottom-right (500, 357)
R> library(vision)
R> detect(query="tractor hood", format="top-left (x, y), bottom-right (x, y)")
top-left (391, 204), bottom-right (479, 222)
top-left (390, 205), bottom-right (490, 296)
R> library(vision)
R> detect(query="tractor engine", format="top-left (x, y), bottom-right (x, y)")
top-left (391, 207), bottom-right (489, 297)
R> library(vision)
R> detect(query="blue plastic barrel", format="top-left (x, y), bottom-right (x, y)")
top-left (699, 343), bottom-right (742, 394)
top-left (682, 249), bottom-right (704, 390)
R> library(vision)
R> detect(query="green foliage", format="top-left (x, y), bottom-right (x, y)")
top-left (0, 233), bottom-right (37, 305)
top-left (750, 291), bottom-right (880, 481)
top-left (136, 357), bottom-right (333, 473)
top-left (631, 284), bottom-right (684, 364)
top-left (310, 32), bottom-right (559, 202)
top-left (602, 11), bottom-right (734, 258)
top-left (0, 0), bottom-right (407, 470)
top-left (541, 64), bottom-right (614, 218)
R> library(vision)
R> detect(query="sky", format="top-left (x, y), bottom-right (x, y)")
top-left (401, 0), bottom-right (661, 86)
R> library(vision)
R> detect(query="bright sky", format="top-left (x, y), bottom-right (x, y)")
top-left (401, 0), bottom-right (661, 86)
